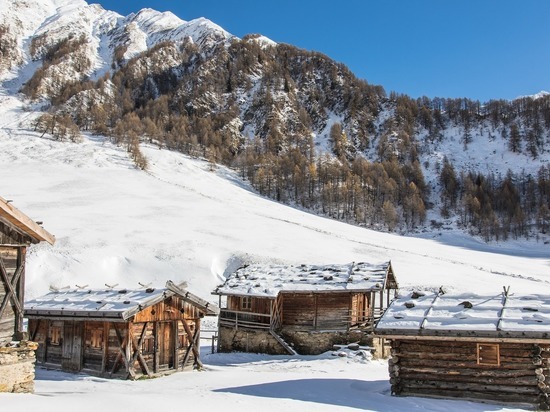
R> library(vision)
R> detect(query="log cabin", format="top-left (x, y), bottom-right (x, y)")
top-left (0, 196), bottom-right (54, 393)
top-left (375, 288), bottom-right (550, 410)
top-left (213, 261), bottom-right (398, 356)
top-left (25, 281), bottom-right (218, 379)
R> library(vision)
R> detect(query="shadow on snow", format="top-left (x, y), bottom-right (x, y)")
top-left (213, 378), bottom-right (505, 412)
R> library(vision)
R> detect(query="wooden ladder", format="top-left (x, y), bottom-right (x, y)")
top-left (269, 330), bottom-right (297, 355)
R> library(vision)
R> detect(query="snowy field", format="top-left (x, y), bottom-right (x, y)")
top-left (0, 91), bottom-right (549, 411)
top-left (0, 348), bottom-right (529, 412)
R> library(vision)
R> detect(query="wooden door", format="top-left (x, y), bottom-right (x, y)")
top-left (159, 321), bottom-right (174, 369)
top-left (62, 321), bottom-right (83, 372)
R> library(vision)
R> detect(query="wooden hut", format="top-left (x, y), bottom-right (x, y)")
top-left (375, 289), bottom-right (550, 409)
top-left (0, 196), bottom-right (55, 345)
top-left (0, 196), bottom-right (54, 393)
top-left (25, 281), bottom-right (218, 379)
top-left (213, 261), bottom-right (398, 355)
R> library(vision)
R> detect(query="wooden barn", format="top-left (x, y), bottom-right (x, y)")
top-left (375, 289), bottom-right (550, 410)
top-left (0, 196), bottom-right (54, 393)
top-left (0, 196), bottom-right (55, 345)
top-left (213, 261), bottom-right (398, 355)
top-left (25, 281), bottom-right (218, 379)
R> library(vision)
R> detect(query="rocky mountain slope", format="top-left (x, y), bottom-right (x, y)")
top-left (1, 0), bottom-right (548, 243)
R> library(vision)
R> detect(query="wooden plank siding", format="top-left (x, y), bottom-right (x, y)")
top-left (282, 292), bottom-right (353, 331)
top-left (29, 298), bottom-right (204, 379)
top-left (388, 338), bottom-right (550, 408)
top-left (0, 246), bottom-right (25, 345)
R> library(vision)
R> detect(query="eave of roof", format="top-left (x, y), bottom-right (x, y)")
top-left (24, 281), bottom-right (219, 319)
top-left (0, 196), bottom-right (55, 245)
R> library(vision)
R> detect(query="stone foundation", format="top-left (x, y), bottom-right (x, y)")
top-left (281, 329), bottom-right (372, 355)
top-left (0, 341), bottom-right (38, 393)
top-left (219, 326), bottom-right (389, 358)
top-left (218, 327), bottom-right (288, 355)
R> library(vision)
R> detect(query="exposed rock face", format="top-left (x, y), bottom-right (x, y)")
top-left (0, 341), bottom-right (38, 393)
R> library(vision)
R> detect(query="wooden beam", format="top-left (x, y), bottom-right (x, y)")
top-left (180, 318), bottom-right (203, 369)
top-left (0, 256), bottom-right (24, 321)
top-left (153, 322), bottom-right (159, 374)
top-left (101, 322), bottom-right (110, 375)
top-left (0, 197), bottom-right (55, 245)
top-left (379, 335), bottom-right (550, 344)
top-left (15, 247), bottom-right (25, 336)
top-left (129, 322), bottom-right (151, 376)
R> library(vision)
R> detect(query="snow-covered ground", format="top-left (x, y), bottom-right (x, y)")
top-left (0, 349), bottom-right (526, 412)
top-left (0, 91), bottom-right (548, 410)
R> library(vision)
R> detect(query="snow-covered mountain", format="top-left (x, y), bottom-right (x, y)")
top-left (1, 0), bottom-right (549, 253)
top-left (0, 0), bottom-right (234, 87)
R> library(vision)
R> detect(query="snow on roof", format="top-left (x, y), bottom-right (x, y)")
top-left (25, 281), bottom-right (218, 320)
top-left (0, 196), bottom-right (55, 245)
top-left (214, 261), bottom-right (395, 297)
top-left (375, 290), bottom-right (550, 338)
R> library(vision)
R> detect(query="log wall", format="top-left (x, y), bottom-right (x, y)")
top-left (388, 339), bottom-right (550, 409)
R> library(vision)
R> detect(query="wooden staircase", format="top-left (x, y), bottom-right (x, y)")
top-left (269, 330), bottom-right (297, 355)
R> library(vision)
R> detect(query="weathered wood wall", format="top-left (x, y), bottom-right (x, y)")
top-left (226, 296), bottom-right (271, 314)
top-left (282, 292), bottom-right (350, 331)
top-left (0, 246), bottom-right (25, 345)
top-left (0, 221), bottom-right (31, 245)
top-left (388, 339), bottom-right (550, 409)
top-left (29, 307), bottom-right (202, 379)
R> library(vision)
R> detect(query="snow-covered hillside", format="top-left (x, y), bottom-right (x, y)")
top-left (0, 91), bottom-right (548, 304)
top-left (0, 89), bottom-right (546, 411)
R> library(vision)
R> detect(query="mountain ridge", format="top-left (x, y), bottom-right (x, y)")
top-left (1, 0), bottom-right (549, 243)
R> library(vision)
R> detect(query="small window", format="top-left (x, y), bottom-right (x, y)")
top-left (142, 336), bottom-right (155, 354)
top-left (241, 296), bottom-right (252, 310)
top-left (50, 326), bottom-right (61, 345)
top-left (477, 343), bottom-right (500, 366)
top-left (90, 329), bottom-right (103, 349)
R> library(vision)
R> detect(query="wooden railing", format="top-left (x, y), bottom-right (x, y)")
top-left (218, 309), bottom-right (271, 330)
top-left (219, 307), bottom-right (387, 332)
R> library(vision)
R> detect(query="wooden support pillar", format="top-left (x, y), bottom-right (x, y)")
top-left (101, 322), bottom-right (110, 375)
top-left (314, 294), bottom-right (318, 330)
top-left (126, 322), bottom-right (135, 379)
top-left (15, 246), bottom-right (26, 338)
top-left (173, 320), bottom-right (179, 370)
top-left (153, 322), bottom-right (159, 374)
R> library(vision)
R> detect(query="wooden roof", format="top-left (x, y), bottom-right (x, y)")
top-left (214, 261), bottom-right (398, 297)
top-left (25, 281), bottom-right (219, 321)
top-left (376, 289), bottom-right (550, 340)
top-left (0, 196), bottom-right (55, 245)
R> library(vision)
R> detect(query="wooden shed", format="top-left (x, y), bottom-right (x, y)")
top-left (375, 289), bottom-right (550, 410)
top-left (25, 281), bottom-right (218, 379)
top-left (0, 196), bottom-right (55, 345)
top-left (213, 261), bottom-right (398, 355)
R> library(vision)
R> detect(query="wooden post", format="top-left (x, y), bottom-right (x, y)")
top-left (314, 294), bottom-right (318, 330)
top-left (173, 320), bottom-right (179, 370)
top-left (126, 323), bottom-right (134, 379)
top-left (101, 322), bottom-right (109, 375)
top-left (16, 246), bottom-right (25, 338)
top-left (153, 322), bottom-right (159, 374)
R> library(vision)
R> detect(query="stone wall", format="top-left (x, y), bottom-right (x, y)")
top-left (218, 326), bottom-right (390, 358)
top-left (0, 341), bottom-right (38, 393)
top-left (280, 329), bottom-right (371, 355)
top-left (218, 327), bottom-right (288, 355)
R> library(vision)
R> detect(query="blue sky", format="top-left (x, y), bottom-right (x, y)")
top-left (94, 1), bottom-right (550, 102)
